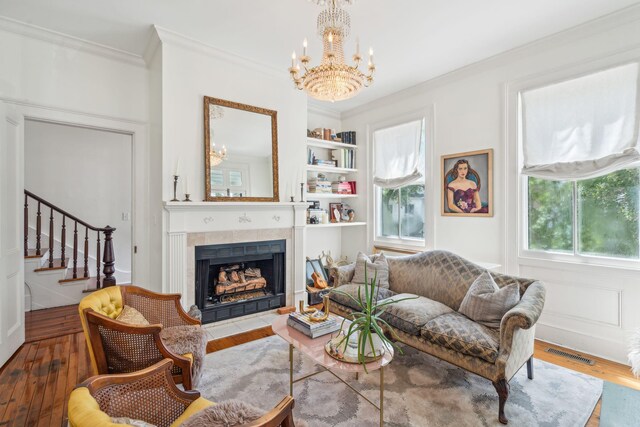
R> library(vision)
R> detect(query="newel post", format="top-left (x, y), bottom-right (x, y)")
top-left (102, 226), bottom-right (116, 287)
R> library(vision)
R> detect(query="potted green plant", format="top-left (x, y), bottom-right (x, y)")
top-left (330, 267), bottom-right (416, 370)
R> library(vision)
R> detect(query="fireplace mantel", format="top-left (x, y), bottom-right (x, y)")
top-left (163, 201), bottom-right (308, 310)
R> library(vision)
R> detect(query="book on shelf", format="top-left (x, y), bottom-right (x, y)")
top-left (336, 131), bottom-right (357, 145)
top-left (287, 317), bottom-right (341, 338)
top-left (330, 149), bottom-right (355, 169)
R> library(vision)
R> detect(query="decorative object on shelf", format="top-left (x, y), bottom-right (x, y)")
top-left (171, 175), bottom-right (180, 202)
top-left (288, 0), bottom-right (375, 102)
top-left (300, 182), bottom-right (305, 202)
top-left (183, 193), bottom-right (192, 202)
top-left (329, 267), bottom-right (415, 369)
top-left (329, 202), bottom-right (343, 222)
top-left (290, 196), bottom-right (295, 202)
top-left (341, 203), bottom-right (355, 222)
top-left (204, 96), bottom-right (279, 202)
top-left (441, 149), bottom-right (493, 217)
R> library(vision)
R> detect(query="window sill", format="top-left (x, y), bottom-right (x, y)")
top-left (518, 251), bottom-right (640, 275)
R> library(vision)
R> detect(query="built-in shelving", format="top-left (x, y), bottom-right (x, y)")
top-left (306, 137), bottom-right (358, 150)
top-left (306, 221), bottom-right (366, 229)
top-left (306, 164), bottom-right (357, 174)
top-left (305, 193), bottom-right (358, 199)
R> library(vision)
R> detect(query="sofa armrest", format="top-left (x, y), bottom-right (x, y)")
top-left (329, 263), bottom-right (356, 287)
top-left (499, 281), bottom-right (546, 350)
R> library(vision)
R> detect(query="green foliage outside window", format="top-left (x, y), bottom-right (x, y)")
top-left (380, 184), bottom-right (425, 239)
top-left (528, 169), bottom-right (639, 259)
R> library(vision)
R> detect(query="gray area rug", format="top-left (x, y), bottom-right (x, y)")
top-left (198, 335), bottom-right (602, 426)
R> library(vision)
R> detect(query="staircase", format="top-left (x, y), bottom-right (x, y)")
top-left (23, 190), bottom-right (117, 311)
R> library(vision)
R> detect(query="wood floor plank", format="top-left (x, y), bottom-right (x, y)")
top-left (61, 333), bottom-right (80, 426)
top-left (49, 334), bottom-right (72, 427)
top-left (36, 336), bottom-right (64, 427)
top-left (0, 342), bottom-right (40, 425)
top-left (20, 338), bottom-right (56, 426)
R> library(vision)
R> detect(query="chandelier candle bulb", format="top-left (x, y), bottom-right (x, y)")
top-left (291, 51), bottom-right (296, 67)
top-left (303, 38), bottom-right (308, 56)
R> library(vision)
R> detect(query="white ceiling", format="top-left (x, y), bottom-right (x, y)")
top-left (1, 0), bottom-right (638, 112)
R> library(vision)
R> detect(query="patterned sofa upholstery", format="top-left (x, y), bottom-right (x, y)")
top-left (328, 250), bottom-right (545, 425)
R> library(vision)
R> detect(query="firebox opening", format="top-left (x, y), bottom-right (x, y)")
top-left (207, 257), bottom-right (275, 306)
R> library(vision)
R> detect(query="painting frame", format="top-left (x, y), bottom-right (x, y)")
top-left (441, 149), bottom-right (493, 217)
top-left (329, 203), bottom-right (343, 223)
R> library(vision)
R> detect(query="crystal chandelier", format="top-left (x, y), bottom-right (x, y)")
top-left (209, 129), bottom-right (227, 166)
top-left (289, 0), bottom-right (375, 102)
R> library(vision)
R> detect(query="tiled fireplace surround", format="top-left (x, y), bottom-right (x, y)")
top-left (163, 202), bottom-right (309, 320)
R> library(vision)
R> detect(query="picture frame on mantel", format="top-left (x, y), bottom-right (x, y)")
top-left (203, 96), bottom-right (280, 202)
top-left (441, 149), bottom-right (493, 217)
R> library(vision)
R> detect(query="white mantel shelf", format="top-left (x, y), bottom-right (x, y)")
top-left (164, 201), bottom-right (308, 210)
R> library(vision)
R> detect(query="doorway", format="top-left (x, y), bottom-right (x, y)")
top-left (24, 119), bottom-right (133, 294)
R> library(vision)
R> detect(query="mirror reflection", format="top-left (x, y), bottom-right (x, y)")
top-left (204, 97), bottom-right (279, 202)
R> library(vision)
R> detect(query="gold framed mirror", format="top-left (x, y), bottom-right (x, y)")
top-left (204, 96), bottom-right (279, 202)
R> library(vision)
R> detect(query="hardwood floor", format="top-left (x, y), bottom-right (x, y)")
top-left (1, 304), bottom-right (639, 426)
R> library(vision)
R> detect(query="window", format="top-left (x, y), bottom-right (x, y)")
top-left (521, 63), bottom-right (640, 262)
top-left (527, 169), bottom-right (640, 259)
top-left (210, 165), bottom-right (248, 197)
top-left (374, 120), bottom-right (426, 245)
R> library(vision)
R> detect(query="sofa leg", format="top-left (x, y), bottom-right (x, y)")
top-left (527, 357), bottom-right (534, 380)
top-left (492, 379), bottom-right (509, 424)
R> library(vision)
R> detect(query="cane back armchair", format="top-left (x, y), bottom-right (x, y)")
top-left (79, 285), bottom-right (202, 390)
top-left (68, 359), bottom-right (297, 427)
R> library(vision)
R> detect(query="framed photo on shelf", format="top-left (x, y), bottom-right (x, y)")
top-left (441, 149), bottom-right (493, 217)
top-left (329, 203), bottom-right (343, 223)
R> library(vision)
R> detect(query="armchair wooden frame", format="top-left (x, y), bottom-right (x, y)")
top-left (72, 359), bottom-right (297, 427)
top-left (84, 309), bottom-right (195, 389)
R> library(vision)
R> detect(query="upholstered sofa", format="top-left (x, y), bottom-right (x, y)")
top-left (328, 250), bottom-right (546, 425)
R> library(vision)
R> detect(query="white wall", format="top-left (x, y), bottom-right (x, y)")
top-left (24, 120), bottom-right (133, 274)
top-left (157, 28), bottom-right (307, 203)
top-left (341, 8), bottom-right (640, 362)
top-left (0, 18), bottom-right (154, 290)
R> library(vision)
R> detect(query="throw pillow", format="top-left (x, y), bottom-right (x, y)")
top-left (352, 252), bottom-right (390, 289)
top-left (116, 305), bottom-right (150, 326)
top-left (110, 418), bottom-right (157, 427)
top-left (181, 400), bottom-right (265, 427)
top-left (458, 271), bottom-right (520, 329)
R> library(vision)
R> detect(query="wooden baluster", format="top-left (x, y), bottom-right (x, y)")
top-left (102, 226), bottom-right (116, 287)
top-left (60, 216), bottom-right (66, 267)
top-left (83, 228), bottom-right (89, 278)
top-left (96, 231), bottom-right (101, 289)
top-left (36, 202), bottom-right (42, 256)
top-left (24, 194), bottom-right (28, 256)
top-left (48, 208), bottom-right (54, 268)
top-left (72, 221), bottom-right (78, 279)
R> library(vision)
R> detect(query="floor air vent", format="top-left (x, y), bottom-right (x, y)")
top-left (545, 348), bottom-right (595, 365)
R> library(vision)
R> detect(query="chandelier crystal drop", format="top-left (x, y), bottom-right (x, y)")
top-left (209, 130), bottom-right (227, 166)
top-left (289, 0), bottom-right (375, 102)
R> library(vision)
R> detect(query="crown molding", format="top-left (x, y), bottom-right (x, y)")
top-left (0, 15), bottom-right (146, 68)
top-left (153, 26), bottom-right (287, 81)
top-left (307, 101), bottom-right (341, 121)
top-left (143, 25), bottom-right (162, 66)
top-left (341, 4), bottom-right (640, 120)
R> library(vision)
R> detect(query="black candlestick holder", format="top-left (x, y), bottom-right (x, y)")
top-left (171, 175), bottom-right (180, 202)
top-left (300, 183), bottom-right (305, 202)
top-left (183, 194), bottom-right (192, 202)
top-left (289, 196), bottom-right (295, 202)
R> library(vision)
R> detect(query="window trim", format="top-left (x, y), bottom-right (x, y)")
top-left (370, 110), bottom-right (433, 251)
top-left (510, 55), bottom-right (640, 271)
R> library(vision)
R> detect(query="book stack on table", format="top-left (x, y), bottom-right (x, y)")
top-left (287, 312), bottom-right (341, 338)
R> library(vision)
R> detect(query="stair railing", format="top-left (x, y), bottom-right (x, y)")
top-left (24, 190), bottom-right (116, 288)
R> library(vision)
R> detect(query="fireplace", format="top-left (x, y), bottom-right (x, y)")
top-left (194, 239), bottom-right (286, 324)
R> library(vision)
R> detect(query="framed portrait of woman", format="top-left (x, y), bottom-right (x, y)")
top-left (441, 149), bottom-right (493, 217)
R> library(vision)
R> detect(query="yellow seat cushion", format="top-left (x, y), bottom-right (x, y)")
top-left (68, 387), bottom-right (119, 427)
top-left (170, 397), bottom-right (215, 427)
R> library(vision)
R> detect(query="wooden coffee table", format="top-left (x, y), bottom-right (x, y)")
top-left (272, 314), bottom-right (394, 426)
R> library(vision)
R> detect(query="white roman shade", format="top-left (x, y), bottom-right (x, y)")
top-left (521, 63), bottom-right (640, 179)
top-left (373, 120), bottom-right (423, 188)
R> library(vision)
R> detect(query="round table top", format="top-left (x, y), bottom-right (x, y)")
top-left (272, 314), bottom-right (394, 373)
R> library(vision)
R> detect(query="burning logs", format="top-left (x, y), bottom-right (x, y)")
top-left (216, 265), bottom-right (267, 295)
